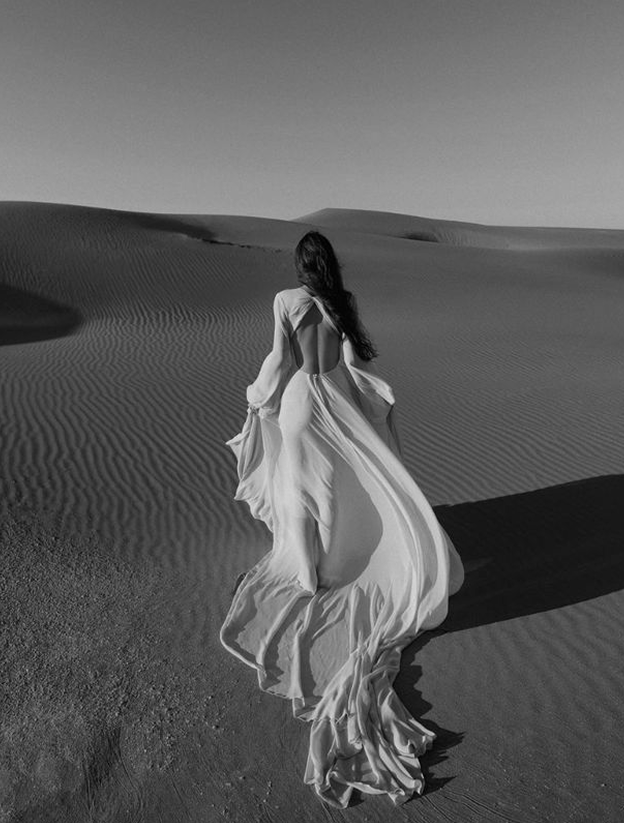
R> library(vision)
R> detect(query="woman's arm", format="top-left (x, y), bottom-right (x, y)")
top-left (246, 292), bottom-right (294, 417)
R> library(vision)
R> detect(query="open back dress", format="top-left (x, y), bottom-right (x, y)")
top-left (220, 286), bottom-right (464, 808)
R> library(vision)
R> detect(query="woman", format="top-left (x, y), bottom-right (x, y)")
top-left (220, 231), bottom-right (464, 808)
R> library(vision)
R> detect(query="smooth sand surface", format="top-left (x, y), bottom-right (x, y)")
top-left (2, 201), bottom-right (624, 821)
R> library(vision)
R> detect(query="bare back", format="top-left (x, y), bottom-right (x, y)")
top-left (291, 303), bottom-right (342, 374)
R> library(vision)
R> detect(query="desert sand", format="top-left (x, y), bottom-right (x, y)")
top-left (1, 201), bottom-right (623, 822)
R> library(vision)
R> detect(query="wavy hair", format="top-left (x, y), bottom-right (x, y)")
top-left (294, 231), bottom-right (378, 361)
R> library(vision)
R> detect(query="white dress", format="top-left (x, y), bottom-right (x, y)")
top-left (220, 287), bottom-right (464, 808)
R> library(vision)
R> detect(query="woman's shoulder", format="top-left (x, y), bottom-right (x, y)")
top-left (274, 288), bottom-right (319, 332)
top-left (271, 289), bottom-right (305, 328)
top-left (275, 287), bottom-right (309, 308)
top-left (276, 286), bottom-right (306, 299)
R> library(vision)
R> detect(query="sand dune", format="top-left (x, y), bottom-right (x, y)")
top-left (2, 201), bottom-right (624, 821)
top-left (297, 206), bottom-right (624, 250)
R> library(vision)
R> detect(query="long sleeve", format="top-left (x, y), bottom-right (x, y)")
top-left (226, 292), bottom-right (293, 531)
top-left (246, 292), bottom-right (295, 418)
top-left (342, 336), bottom-right (402, 456)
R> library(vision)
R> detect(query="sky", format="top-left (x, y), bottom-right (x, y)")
top-left (2, 0), bottom-right (624, 228)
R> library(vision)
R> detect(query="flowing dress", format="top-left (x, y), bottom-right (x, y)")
top-left (220, 286), bottom-right (464, 808)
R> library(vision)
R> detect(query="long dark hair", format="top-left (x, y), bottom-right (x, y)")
top-left (294, 231), bottom-right (378, 361)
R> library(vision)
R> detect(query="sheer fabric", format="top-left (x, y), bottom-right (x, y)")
top-left (220, 287), bottom-right (464, 807)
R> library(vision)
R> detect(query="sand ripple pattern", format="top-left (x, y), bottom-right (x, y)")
top-left (2, 202), bottom-right (624, 625)
top-left (0, 205), bottom-right (291, 625)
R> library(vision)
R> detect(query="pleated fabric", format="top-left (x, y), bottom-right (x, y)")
top-left (220, 288), bottom-right (464, 807)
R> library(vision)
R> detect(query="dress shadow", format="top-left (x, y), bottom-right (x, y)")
top-left (393, 473), bottom-right (624, 796)
top-left (393, 651), bottom-right (464, 799)
top-left (434, 473), bottom-right (624, 631)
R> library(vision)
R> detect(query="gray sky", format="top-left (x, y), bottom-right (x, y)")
top-left (2, 0), bottom-right (623, 226)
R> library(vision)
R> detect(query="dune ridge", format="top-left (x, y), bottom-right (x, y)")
top-left (297, 206), bottom-right (624, 250)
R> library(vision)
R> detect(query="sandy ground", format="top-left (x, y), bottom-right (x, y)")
top-left (1, 201), bottom-right (624, 822)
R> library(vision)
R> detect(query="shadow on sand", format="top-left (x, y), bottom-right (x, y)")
top-left (392, 658), bottom-right (464, 799)
top-left (436, 473), bottom-right (624, 631)
top-left (124, 212), bottom-right (215, 242)
top-left (394, 474), bottom-right (624, 796)
top-left (0, 284), bottom-right (81, 345)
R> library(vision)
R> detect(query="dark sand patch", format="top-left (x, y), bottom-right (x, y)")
top-left (0, 514), bottom-right (219, 822)
top-left (0, 284), bottom-right (80, 345)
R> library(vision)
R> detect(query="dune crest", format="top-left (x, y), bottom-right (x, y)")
top-left (296, 206), bottom-right (624, 250)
